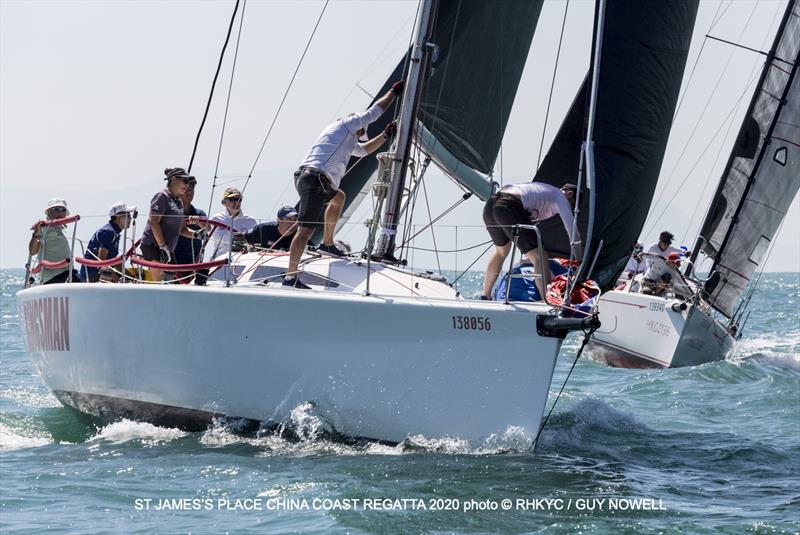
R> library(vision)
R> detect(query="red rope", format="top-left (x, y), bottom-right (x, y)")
top-left (130, 257), bottom-right (229, 272)
top-left (30, 214), bottom-right (81, 229)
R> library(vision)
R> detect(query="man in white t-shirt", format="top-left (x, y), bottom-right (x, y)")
top-left (207, 187), bottom-right (258, 259)
top-left (481, 182), bottom-right (583, 300)
top-left (643, 231), bottom-right (689, 273)
top-left (283, 80), bottom-right (404, 289)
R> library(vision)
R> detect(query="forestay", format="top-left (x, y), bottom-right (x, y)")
top-left (693, 0), bottom-right (800, 318)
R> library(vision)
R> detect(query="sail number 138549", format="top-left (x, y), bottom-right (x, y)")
top-left (452, 315), bottom-right (492, 331)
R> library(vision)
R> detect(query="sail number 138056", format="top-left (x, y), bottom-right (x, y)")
top-left (452, 315), bottom-right (492, 331)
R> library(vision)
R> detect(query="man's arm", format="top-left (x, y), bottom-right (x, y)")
top-left (28, 223), bottom-right (42, 256)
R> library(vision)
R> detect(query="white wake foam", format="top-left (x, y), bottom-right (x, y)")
top-left (0, 422), bottom-right (51, 451)
top-left (90, 419), bottom-right (187, 445)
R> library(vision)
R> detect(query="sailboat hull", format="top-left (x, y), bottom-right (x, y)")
top-left (17, 283), bottom-right (563, 443)
top-left (588, 290), bottom-right (734, 369)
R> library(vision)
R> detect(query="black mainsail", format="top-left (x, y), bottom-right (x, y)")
top-left (532, 0), bottom-right (699, 291)
top-left (336, 0), bottom-right (544, 232)
top-left (690, 0), bottom-right (800, 318)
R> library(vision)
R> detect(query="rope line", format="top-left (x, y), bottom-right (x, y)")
top-left (213, 0), bottom-right (247, 180)
top-left (535, 0), bottom-right (570, 170)
top-left (243, 0), bottom-right (330, 193)
top-left (532, 324), bottom-right (598, 451)
top-left (188, 0), bottom-right (241, 174)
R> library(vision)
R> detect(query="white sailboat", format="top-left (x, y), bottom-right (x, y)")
top-left (590, 0), bottom-right (800, 368)
top-left (17, 0), bottom-right (595, 444)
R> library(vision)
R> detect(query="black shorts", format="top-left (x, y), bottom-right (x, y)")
top-left (483, 193), bottom-right (539, 254)
top-left (140, 243), bottom-right (169, 263)
top-left (295, 169), bottom-right (338, 230)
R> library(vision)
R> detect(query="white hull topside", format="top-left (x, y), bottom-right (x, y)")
top-left (18, 253), bottom-right (571, 443)
top-left (589, 289), bottom-right (735, 369)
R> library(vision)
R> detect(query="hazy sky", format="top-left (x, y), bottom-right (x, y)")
top-left (1, 0), bottom-right (797, 274)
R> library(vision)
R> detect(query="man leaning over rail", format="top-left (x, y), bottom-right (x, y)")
top-left (481, 182), bottom-right (582, 300)
top-left (282, 80), bottom-right (404, 289)
top-left (29, 198), bottom-right (80, 285)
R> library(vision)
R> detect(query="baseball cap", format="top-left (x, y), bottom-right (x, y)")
top-left (222, 187), bottom-right (242, 200)
top-left (108, 202), bottom-right (136, 217)
top-left (164, 167), bottom-right (193, 181)
top-left (277, 205), bottom-right (298, 219)
top-left (561, 183), bottom-right (578, 193)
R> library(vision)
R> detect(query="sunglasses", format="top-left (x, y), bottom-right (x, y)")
top-left (51, 207), bottom-right (67, 212)
top-left (225, 197), bottom-right (242, 202)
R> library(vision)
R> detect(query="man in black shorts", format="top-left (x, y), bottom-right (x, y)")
top-left (481, 182), bottom-right (582, 300)
top-left (283, 80), bottom-right (404, 288)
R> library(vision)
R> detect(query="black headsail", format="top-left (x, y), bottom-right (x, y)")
top-left (690, 0), bottom-right (800, 318)
top-left (533, 0), bottom-right (699, 291)
top-left (336, 0), bottom-right (544, 233)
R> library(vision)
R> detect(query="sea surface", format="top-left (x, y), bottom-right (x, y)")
top-left (0, 269), bottom-right (798, 534)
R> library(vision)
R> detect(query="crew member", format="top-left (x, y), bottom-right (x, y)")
top-left (481, 182), bottom-right (582, 300)
top-left (243, 205), bottom-right (299, 252)
top-left (283, 80), bottom-right (404, 288)
top-left (140, 167), bottom-right (202, 282)
top-left (80, 202), bottom-right (135, 282)
top-left (207, 187), bottom-right (257, 259)
top-left (29, 198), bottom-right (79, 284)
top-left (644, 231), bottom-right (689, 270)
top-left (175, 176), bottom-right (208, 284)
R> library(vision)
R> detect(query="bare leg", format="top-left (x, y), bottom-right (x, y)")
top-left (482, 243), bottom-right (512, 299)
top-left (287, 227), bottom-right (314, 277)
top-left (525, 247), bottom-right (551, 300)
top-left (322, 190), bottom-right (345, 246)
top-left (150, 268), bottom-right (163, 282)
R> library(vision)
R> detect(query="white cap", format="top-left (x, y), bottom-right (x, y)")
top-left (108, 202), bottom-right (136, 217)
top-left (45, 198), bottom-right (68, 214)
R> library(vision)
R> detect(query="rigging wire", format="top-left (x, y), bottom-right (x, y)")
top-left (187, 0), bottom-right (241, 175)
top-left (643, 0), bottom-right (760, 236)
top-left (242, 0), bottom-right (330, 194)
top-left (644, 68), bottom-right (762, 237)
top-left (450, 243), bottom-right (494, 286)
top-left (206, 0), bottom-right (247, 219)
top-left (532, 324), bottom-right (598, 451)
top-left (535, 0), bottom-right (570, 171)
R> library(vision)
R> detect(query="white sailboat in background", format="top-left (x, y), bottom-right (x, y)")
top-left (590, 0), bottom-right (800, 368)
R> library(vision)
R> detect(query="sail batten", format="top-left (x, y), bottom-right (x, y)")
top-left (694, 0), bottom-right (800, 318)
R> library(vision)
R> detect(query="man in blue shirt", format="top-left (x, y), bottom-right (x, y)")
top-left (80, 202), bottom-right (135, 282)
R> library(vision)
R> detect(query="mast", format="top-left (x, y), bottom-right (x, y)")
top-left (374, 0), bottom-right (438, 259)
top-left (576, 0), bottom-right (606, 283)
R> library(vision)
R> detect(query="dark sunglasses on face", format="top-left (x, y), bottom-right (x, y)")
top-left (225, 197), bottom-right (242, 202)
top-left (51, 207), bottom-right (67, 212)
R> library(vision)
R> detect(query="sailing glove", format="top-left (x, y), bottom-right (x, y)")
top-left (391, 80), bottom-right (405, 96)
top-left (159, 245), bottom-right (172, 264)
top-left (383, 121), bottom-right (397, 139)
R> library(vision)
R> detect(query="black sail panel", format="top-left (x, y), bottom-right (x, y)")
top-left (418, 0), bottom-right (544, 174)
top-left (696, 0), bottom-right (800, 317)
top-left (532, 0), bottom-right (698, 291)
top-left (336, 0), bottom-right (544, 235)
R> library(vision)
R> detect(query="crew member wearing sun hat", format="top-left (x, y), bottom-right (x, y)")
top-left (28, 198), bottom-right (79, 284)
top-left (206, 187), bottom-right (258, 259)
top-left (140, 167), bottom-right (204, 282)
top-left (80, 202), bottom-right (136, 282)
top-left (243, 205), bottom-right (299, 252)
top-left (481, 182), bottom-right (582, 300)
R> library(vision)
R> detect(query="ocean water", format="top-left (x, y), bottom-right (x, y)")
top-left (0, 269), bottom-right (797, 534)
